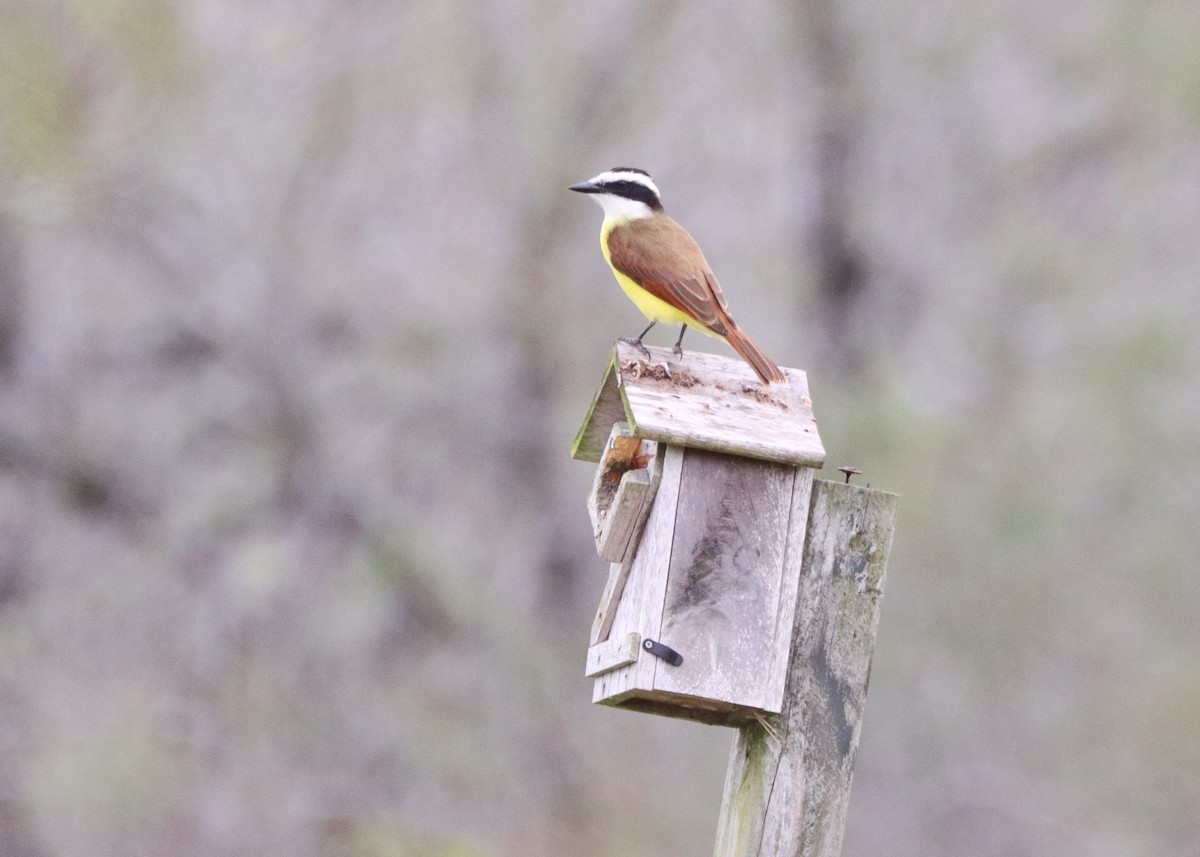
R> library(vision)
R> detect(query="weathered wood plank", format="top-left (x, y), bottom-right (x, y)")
top-left (761, 466), bottom-right (814, 710)
top-left (588, 426), bottom-right (662, 645)
top-left (587, 425), bottom-right (663, 564)
top-left (571, 342), bottom-right (826, 468)
top-left (651, 448), bottom-right (797, 711)
top-left (595, 471), bottom-right (652, 562)
top-left (589, 558), bottom-right (633, 646)
top-left (585, 632), bottom-right (642, 677)
top-left (571, 352), bottom-right (623, 463)
top-left (591, 444), bottom-right (686, 705)
top-left (713, 480), bottom-right (898, 857)
top-left (615, 342), bottom-right (825, 468)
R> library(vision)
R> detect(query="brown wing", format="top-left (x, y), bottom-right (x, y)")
top-left (607, 216), bottom-right (731, 333)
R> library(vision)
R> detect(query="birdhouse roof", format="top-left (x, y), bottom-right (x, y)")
top-left (572, 342), bottom-right (825, 468)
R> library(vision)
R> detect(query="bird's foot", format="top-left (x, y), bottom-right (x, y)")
top-left (672, 343), bottom-right (685, 359)
top-left (619, 337), bottom-right (652, 362)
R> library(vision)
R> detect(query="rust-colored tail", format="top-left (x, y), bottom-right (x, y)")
top-left (723, 323), bottom-right (786, 385)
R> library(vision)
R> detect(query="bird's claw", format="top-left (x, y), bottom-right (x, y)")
top-left (619, 337), bottom-right (652, 362)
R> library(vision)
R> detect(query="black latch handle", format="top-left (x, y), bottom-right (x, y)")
top-left (642, 638), bottom-right (683, 666)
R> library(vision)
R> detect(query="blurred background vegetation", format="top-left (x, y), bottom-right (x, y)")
top-left (0, 1), bottom-right (1197, 855)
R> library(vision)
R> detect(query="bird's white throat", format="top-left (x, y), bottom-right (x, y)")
top-left (591, 192), bottom-right (656, 222)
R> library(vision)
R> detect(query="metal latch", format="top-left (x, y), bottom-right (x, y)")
top-left (642, 638), bottom-right (683, 666)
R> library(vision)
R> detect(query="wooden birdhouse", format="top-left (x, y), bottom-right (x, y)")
top-left (573, 341), bottom-right (827, 726)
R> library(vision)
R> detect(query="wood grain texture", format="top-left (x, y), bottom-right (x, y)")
top-left (571, 343), bottom-right (825, 468)
top-left (713, 480), bottom-right (898, 857)
top-left (594, 471), bottom-right (652, 562)
top-left (615, 342), bottom-right (824, 468)
top-left (761, 466), bottom-right (814, 711)
top-left (571, 352), bottom-right (624, 463)
top-left (584, 632), bottom-right (642, 678)
top-left (587, 425), bottom-right (662, 564)
top-left (590, 445), bottom-right (685, 705)
top-left (590, 558), bottom-right (633, 646)
top-left (651, 448), bottom-right (797, 711)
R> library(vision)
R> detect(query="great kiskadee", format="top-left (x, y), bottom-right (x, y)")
top-left (570, 167), bottom-right (786, 385)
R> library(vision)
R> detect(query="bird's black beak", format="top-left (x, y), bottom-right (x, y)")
top-left (569, 181), bottom-right (599, 194)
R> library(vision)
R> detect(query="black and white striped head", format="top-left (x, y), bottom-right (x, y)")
top-left (569, 167), bottom-right (663, 220)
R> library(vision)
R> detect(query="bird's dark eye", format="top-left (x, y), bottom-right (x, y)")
top-left (605, 181), bottom-right (661, 210)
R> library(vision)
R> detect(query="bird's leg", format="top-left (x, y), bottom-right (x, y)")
top-left (620, 321), bottom-right (655, 362)
top-left (673, 324), bottom-right (687, 358)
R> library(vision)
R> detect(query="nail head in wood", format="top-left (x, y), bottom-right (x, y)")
top-left (837, 465), bottom-right (863, 484)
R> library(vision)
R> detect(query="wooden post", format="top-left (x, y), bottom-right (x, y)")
top-left (713, 478), bottom-right (897, 857)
